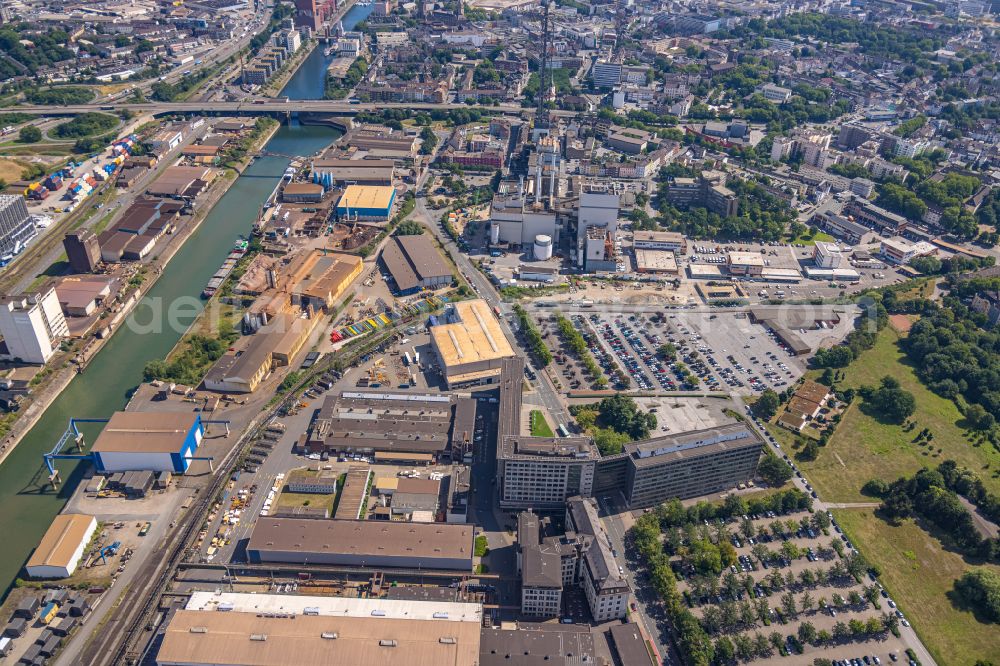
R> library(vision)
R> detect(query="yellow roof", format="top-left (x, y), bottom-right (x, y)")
top-left (429, 299), bottom-right (514, 371)
top-left (338, 185), bottom-right (395, 211)
top-left (27, 514), bottom-right (96, 570)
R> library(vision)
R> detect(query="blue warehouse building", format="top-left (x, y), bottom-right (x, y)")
top-left (90, 412), bottom-right (204, 473)
top-left (336, 185), bottom-right (396, 222)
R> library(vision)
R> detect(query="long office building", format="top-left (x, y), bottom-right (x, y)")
top-left (495, 358), bottom-right (763, 510)
top-left (621, 424), bottom-right (763, 507)
top-left (496, 357), bottom-right (600, 510)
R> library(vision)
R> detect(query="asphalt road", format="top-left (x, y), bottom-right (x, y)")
top-left (598, 494), bottom-right (677, 666)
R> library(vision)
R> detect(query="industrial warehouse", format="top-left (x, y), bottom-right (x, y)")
top-left (25, 514), bottom-right (98, 579)
top-left (89, 412), bottom-right (204, 474)
top-left (247, 519), bottom-right (475, 570)
top-left (156, 593), bottom-right (483, 666)
top-left (429, 299), bottom-right (515, 389)
top-left (336, 185), bottom-right (397, 222)
top-left (302, 391), bottom-right (476, 463)
top-left (380, 234), bottom-right (453, 295)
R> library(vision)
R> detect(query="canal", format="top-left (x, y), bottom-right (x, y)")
top-left (279, 3), bottom-right (373, 100)
top-left (0, 126), bottom-right (341, 598)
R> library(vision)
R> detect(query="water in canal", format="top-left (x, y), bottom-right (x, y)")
top-left (280, 3), bottom-right (373, 100)
top-left (0, 124), bottom-right (341, 599)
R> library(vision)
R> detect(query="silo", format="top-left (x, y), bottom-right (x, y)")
top-left (533, 234), bottom-right (553, 261)
top-left (490, 223), bottom-right (501, 245)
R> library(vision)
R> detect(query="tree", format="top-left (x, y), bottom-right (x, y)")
top-left (741, 516), bottom-right (756, 539)
top-left (965, 404), bottom-right (996, 431)
top-left (954, 569), bottom-right (1000, 622)
top-left (862, 376), bottom-right (916, 423)
top-left (812, 510), bottom-right (831, 530)
top-left (799, 440), bottom-right (820, 461)
top-left (798, 621), bottom-right (817, 644)
top-left (753, 390), bottom-right (781, 419)
top-left (714, 636), bottom-right (735, 664)
top-left (733, 633), bottom-right (754, 661)
top-left (832, 621), bottom-right (849, 640)
top-left (657, 343), bottom-right (677, 361)
top-left (780, 591), bottom-right (797, 617)
top-left (597, 394), bottom-right (656, 440)
top-left (725, 493), bottom-right (748, 518)
top-left (394, 220), bottom-right (425, 236)
top-left (18, 125), bottom-right (41, 143)
top-left (800, 591), bottom-right (815, 613)
top-left (758, 453), bottom-right (793, 487)
top-left (753, 632), bottom-right (771, 657)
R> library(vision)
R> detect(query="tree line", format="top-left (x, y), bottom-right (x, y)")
top-left (864, 463), bottom-right (1000, 562)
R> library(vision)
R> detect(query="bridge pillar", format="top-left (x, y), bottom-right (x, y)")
top-left (48, 471), bottom-right (61, 489)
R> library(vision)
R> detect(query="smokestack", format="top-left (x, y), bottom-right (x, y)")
top-left (518, 175), bottom-right (524, 198)
top-left (549, 166), bottom-right (556, 208)
top-left (534, 167), bottom-right (542, 202)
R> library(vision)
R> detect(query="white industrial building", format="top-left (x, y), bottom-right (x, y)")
top-left (0, 287), bottom-right (69, 364)
top-left (813, 241), bottom-right (845, 269)
top-left (576, 191), bottom-right (620, 268)
top-left (489, 194), bottom-right (558, 247)
top-left (25, 514), bottom-right (97, 579)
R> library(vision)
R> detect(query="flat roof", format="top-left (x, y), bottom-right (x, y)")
top-left (284, 182), bottom-right (324, 195)
top-left (26, 514), bottom-right (95, 570)
top-left (91, 412), bottom-right (198, 454)
top-left (728, 251), bottom-right (765, 266)
top-left (635, 248), bottom-right (678, 272)
top-left (338, 185), bottom-right (395, 211)
top-left (157, 609), bottom-right (481, 666)
top-left (480, 626), bottom-right (595, 666)
top-left (430, 299), bottom-right (514, 372)
top-left (633, 230), bottom-right (685, 243)
top-left (626, 423), bottom-right (762, 468)
top-left (248, 518), bottom-right (473, 563)
top-left (186, 592), bottom-right (481, 623)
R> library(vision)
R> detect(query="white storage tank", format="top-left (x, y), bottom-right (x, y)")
top-left (533, 234), bottom-right (553, 260)
top-left (489, 222), bottom-right (500, 245)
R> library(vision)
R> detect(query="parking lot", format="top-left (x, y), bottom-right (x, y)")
top-left (678, 508), bottom-right (911, 666)
top-left (546, 309), bottom-right (809, 395)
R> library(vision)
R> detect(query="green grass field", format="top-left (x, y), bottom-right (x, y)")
top-left (530, 409), bottom-right (555, 437)
top-left (789, 328), bottom-right (1000, 503)
top-left (786, 230), bottom-right (835, 245)
top-left (833, 509), bottom-right (1000, 666)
